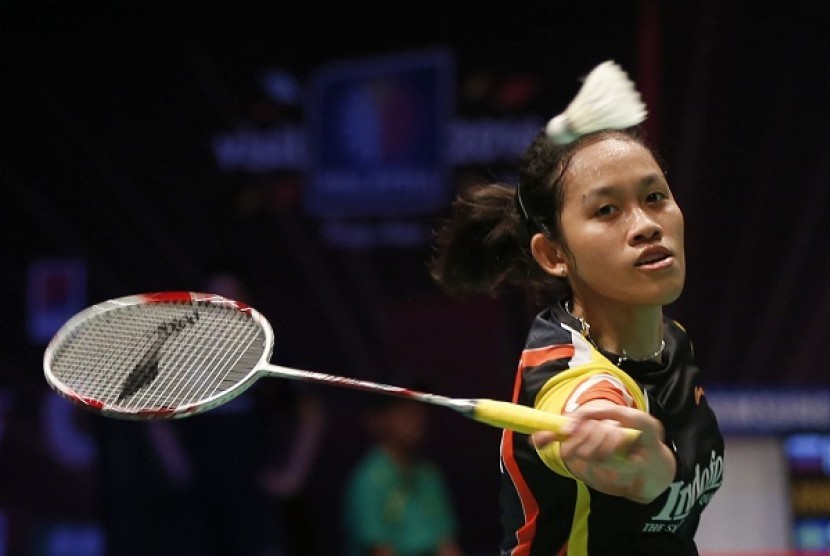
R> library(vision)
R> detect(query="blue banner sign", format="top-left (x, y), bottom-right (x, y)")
top-left (706, 387), bottom-right (830, 434)
top-left (305, 49), bottom-right (455, 218)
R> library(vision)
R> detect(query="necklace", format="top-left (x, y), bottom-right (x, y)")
top-left (564, 300), bottom-right (665, 365)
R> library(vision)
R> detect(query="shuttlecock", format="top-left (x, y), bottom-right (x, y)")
top-left (545, 60), bottom-right (647, 145)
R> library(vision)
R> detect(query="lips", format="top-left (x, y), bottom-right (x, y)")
top-left (635, 247), bottom-right (673, 267)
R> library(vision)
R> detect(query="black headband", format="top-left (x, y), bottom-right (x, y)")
top-left (515, 182), bottom-right (550, 237)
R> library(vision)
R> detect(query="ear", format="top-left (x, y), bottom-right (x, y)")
top-left (531, 234), bottom-right (569, 278)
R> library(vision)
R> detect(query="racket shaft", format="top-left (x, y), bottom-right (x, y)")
top-left (263, 365), bottom-right (641, 445)
top-left (473, 399), bottom-right (641, 446)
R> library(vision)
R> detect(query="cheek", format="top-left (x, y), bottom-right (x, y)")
top-left (567, 225), bottom-right (621, 266)
top-left (669, 210), bottom-right (686, 258)
top-left (567, 233), bottom-right (623, 287)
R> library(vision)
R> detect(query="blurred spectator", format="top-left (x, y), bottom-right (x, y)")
top-left (95, 261), bottom-right (326, 555)
top-left (343, 390), bottom-right (462, 556)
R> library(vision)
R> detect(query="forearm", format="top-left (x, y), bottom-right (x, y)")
top-left (618, 436), bottom-right (675, 503)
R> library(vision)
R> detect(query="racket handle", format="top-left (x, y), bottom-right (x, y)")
top-left (472, 398), bottom-right (641, 446)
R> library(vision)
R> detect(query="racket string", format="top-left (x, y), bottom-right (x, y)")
top-left (117, 303), bottom-right (199, 410)
top-left (58, 305), bottom-right (165, 403)
top-left (130, 303), bottom-right (263, 409)
top-left (143, 305), bottom-right (223, 409)
top-left (160, 307), bottom-right (260, 408)
top-left (49, 300), bottom-right (269, 414)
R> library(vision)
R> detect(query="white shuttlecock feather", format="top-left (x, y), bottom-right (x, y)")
top-left (546, 60), bottom-right (647, 145)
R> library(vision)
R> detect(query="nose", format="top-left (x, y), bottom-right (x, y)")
top-left (628, 208), bottom-right (662, 244)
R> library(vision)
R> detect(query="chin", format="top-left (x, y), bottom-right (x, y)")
top-left (636, 277), bottom-right (685, 307)
top-left (659, 279), bottom-right (685, 306)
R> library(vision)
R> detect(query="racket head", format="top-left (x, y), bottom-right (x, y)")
top-left (43, 291), bottom-right (274, 419)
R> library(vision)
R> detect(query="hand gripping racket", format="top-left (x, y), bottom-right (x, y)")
top-left (43, 292), bottom-right (640, 443)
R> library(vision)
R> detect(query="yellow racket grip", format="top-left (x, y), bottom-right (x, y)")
top-left (472, 398), bottom-right (641, 447)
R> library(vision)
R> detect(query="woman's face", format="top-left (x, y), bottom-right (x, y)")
top-left (558, 137), bottom-right (685, 309)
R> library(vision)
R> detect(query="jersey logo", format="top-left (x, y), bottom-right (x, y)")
top-left (646, 449), bottom-right (723, 532)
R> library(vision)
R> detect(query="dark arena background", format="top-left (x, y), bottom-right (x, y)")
top-left (2, 2), bottom-right (830, 555)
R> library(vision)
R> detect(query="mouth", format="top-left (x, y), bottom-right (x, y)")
top-left (635, 247), bottom-right (673, 269)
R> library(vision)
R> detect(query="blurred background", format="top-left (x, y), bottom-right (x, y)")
top-left (2, 2), bottom-right (830, 555)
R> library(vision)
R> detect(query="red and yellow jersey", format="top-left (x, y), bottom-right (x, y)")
top-left (499, 301), bottom-right (724, 556)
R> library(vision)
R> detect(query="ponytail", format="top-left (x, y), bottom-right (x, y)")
top-left (428, 180), bottom-right (561, 300)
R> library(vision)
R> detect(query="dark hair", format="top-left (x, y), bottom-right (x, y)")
top-left (428, 126), bottom-right (654, 303)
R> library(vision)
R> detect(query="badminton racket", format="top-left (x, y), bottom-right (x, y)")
top-left (42, 291), bottom-right (640, 443)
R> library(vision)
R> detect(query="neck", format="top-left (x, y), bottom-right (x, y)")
top-left (567, 298), bottom-right (664, 362)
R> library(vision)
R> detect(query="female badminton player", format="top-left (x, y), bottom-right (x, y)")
top-left (429, 61), bottom-right (724, 555)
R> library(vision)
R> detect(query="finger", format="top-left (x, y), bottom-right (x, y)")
top-left (530, 430), bottom-right (559, 449)
top-left (566, 419), bottom-right (638, 462)
top-left (572, 405), bottom-right (661, 437)
top-left (578, 421), bottom-right (626, 461)
top-left (561, 419), bottom-right (603, 460)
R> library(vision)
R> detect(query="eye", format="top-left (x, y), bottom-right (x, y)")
top-left (646, 191), bottom-right (669, 204)
top-left (595, 204), bottom-right (618, 217)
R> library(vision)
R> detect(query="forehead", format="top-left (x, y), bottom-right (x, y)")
top-left (565, 137), bottom-right (661, 190)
